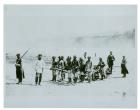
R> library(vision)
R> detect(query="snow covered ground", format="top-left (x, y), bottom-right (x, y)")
top-left (4, 48), bottom-right (137, 108)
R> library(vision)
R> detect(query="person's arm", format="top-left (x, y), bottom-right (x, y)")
top-left (15, 63), bottom-right (20, 67)
top-left (15, 59), bottom-right (22, 67)
top-left (113, 56), bottom-right (115, 61)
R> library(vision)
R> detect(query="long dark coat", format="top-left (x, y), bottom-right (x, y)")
top-left (121, 59), bottom-right (128, 74)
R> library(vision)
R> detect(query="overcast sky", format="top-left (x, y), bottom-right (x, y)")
top-left (4, 5), bottom-right (137, 55)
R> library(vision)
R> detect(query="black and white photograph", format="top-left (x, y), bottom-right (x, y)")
top-left (4, 5), bottom-right (137, 108)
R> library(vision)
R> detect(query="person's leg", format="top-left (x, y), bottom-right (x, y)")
top-left (122, 73), bottom-right (125, 77)
top-left (63, 72), bottom-right (65, 81)
top-left (39, 73), bottom-right (42, 85)
top-left (124, 73), bottom-right (126, 77)
top-left (35, 73), bottom-right (38, 85)
top-left (57, 71), bottom-right (61, 82)
top-left (88, 72), bottom-right (91, 83)
top-left (76, 77), bottom-right (78, 83)
top-left (16, 78), bottom-right (20, 84)
top-left (16, 70), bottom-right (20, 84)
top-left (74, 77), bottom-right (77, 83)
top-left (52, 71), bottom-right (54, 81)
top-left (111, 65), bottom-right (113, 74)
top-left (54, 75), bottom-right (56, 82)
top-left (52, 71), bottom-right (56, 81)
top-left (81, 75), bottom-right (84, 82)
top-left (61, 72), bottom-right (63, 81)
top-left (100, 71), bottom-right (103, 80)
top-left (70, 78), bottom-right (72, 83)
top-left (61, 73), bottom-right (64, 81)
top-left (19, 73), bottom-right (22, 84)
top-left (79, 74), bottom-right (82, 82)
top-left (87, 72), bottom-right (90, 82)
top-left (17, 71), bottom-right (22, 84)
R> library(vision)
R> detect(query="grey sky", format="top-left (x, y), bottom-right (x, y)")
top-left (4, 5), bottom-right (137, 54)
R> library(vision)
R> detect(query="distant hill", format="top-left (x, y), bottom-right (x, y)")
top-left (74, 29), bottom-right (135, 48)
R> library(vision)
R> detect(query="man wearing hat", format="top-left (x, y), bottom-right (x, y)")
top-left (15, 53), bottom-right (24, 84)
top-left (35, 54), bottom-right (45, 85)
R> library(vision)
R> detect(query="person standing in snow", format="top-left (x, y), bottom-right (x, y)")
top-left (72, 56), bottom-right (79, 83)
top-left (15, 53), bottom-right (24, 84)
top-left (85, 56), bottom-right (92, 83)
top-left (65, 56), bottom-right (72, 83)
top-left (79, 57), bottom-right (85, 82)
top-left (50, 56), bottom-right (57, 82)
top-left (35, 54), bottom-right (45, 85)
top-left (97, 57), bottom-right (105, 80)
top-left (83, 52), bottom-right (88, 74)
top-left (121, 56), bottom-right (129, 78)
top-left (57, 56), bottom-right (65, 81)
top-left (107, 51), bottom-right (115, 74)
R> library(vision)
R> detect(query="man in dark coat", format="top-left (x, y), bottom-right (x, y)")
top-left (107, 51), bottom-right (115, 74)
top-left (15, 53), bottom-right (24, 84)
top-left (121, 56), bottom-right (129, 78)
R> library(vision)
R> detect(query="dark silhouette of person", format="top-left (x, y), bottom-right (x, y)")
top-left (107, 51), bottom-right (115, 74)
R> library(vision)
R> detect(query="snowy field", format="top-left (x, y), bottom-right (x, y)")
top-left (4, 48), bottom-right (137, 108)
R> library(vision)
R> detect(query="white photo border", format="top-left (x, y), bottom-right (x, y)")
top-left (0, 0), bottom-right (139, 110)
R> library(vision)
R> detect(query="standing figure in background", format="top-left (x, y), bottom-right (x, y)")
top-left (85, 56), bottom-right (92, 83)
top-left (107, 51), bottom-right (115, 74)
top-left (65, 56), bottom-right (72, 83)
top-left (56, 56), bottom-right (61, 81)
top-left (35, 54), bottom-right (45, 85)
top-left (72, 56), bottom-right (79, 83)
top-left (83, 52), bottom-right (87, 74)
top-left (57, 56), bottom-right (65, 82)
top-left (92, 65), bottom-right (100, 81)
top-left (97, 57), bottom-right (105, 80)
top-left (79, 58), bottom-right (85, 82)
top-left (15, 53), bottom-right (24, 84)
top-left (60, 56), bottom-right (65, 81)
top-left (121, 56), bottom-right (129, 78)
top-left (51, 56), bottom-right (57, 82)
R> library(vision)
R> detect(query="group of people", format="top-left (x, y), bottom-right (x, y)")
top-left (50, 51), bottom-right (114, 84)
top-left (15, 51), bottom-right (129, 85)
